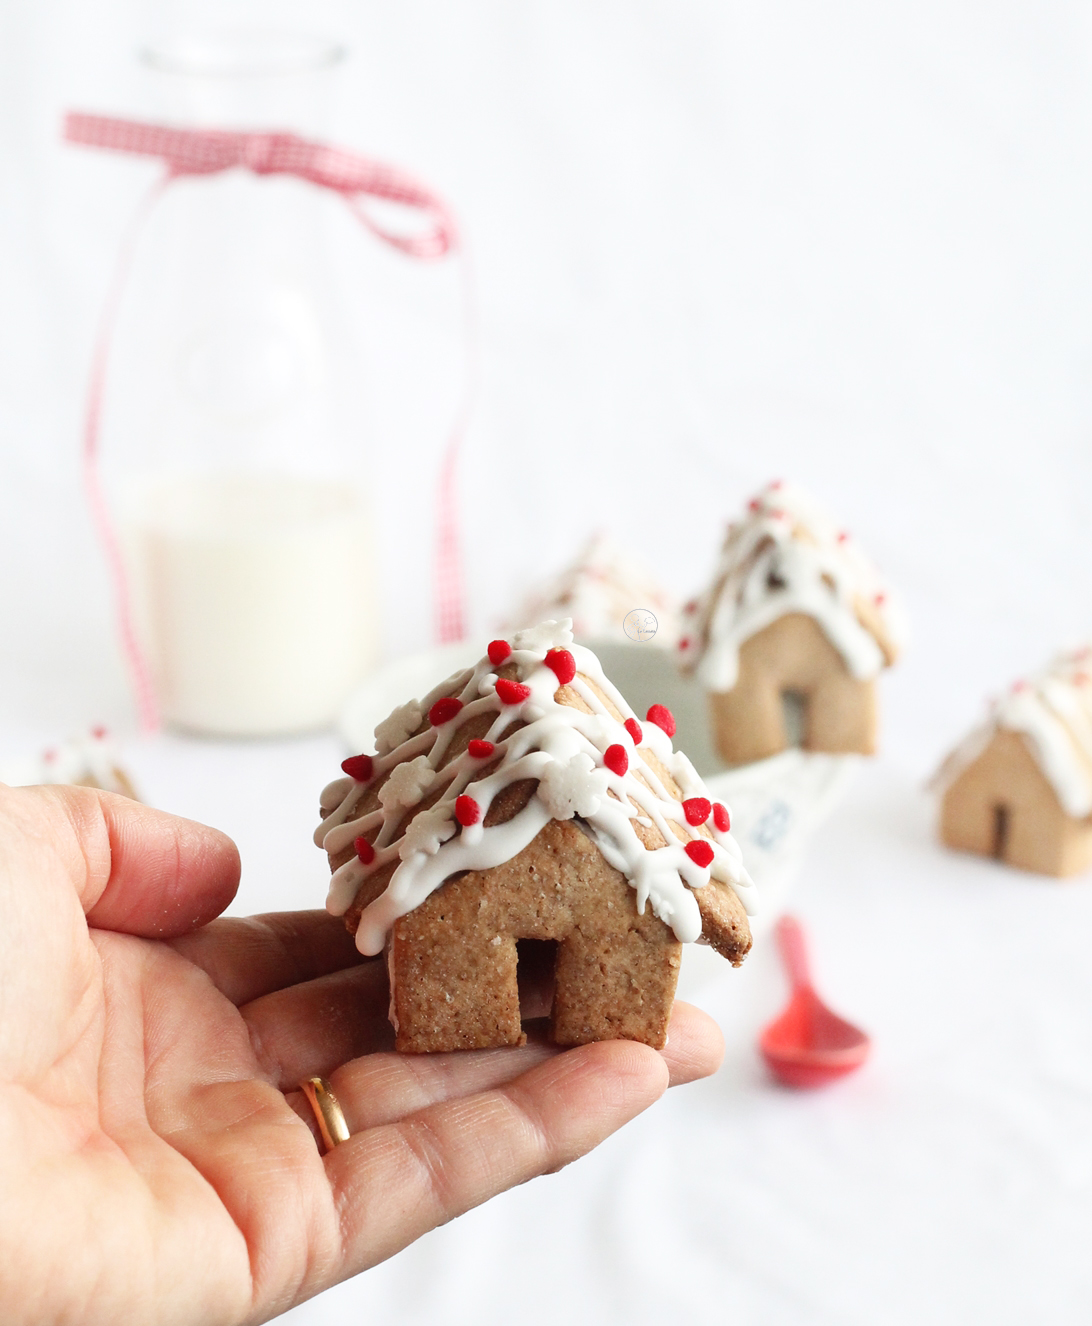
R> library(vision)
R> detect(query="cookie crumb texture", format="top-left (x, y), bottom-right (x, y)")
top-left (390, 820), bottom-right (683, 1052)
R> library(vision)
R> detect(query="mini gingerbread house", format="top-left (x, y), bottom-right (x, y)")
top-left (679, 482), bottom-right (906, 767)
top-left (513, 532), bottom-right (679, 648)
top-left (32, 728), bottom-right (138, 799)
top-left (933, 649), bottom-right (1092, 877)
top-left (316, 620), bottom-right (755, 1053)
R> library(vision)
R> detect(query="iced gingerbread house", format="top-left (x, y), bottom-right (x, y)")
top-left (933, 649), bottom-right (1092, 877)
top-left (316, 621), bottom-right (755, 1053)
top-left (21, 728), bottom-right (138, 799)
top-left (514, 533), bottom-right (679, 648)
top-left (679, 482), bottom-right (906, 767)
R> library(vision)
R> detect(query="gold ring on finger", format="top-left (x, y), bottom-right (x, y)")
top-left (299, 1076), bottom-right (350, 1153)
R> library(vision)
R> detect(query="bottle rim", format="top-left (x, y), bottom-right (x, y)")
top-left (141, 30), bottom-right (346, 78)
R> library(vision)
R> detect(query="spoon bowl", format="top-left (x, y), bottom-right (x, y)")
top-left (759, 915), bottom-right (871, 1088)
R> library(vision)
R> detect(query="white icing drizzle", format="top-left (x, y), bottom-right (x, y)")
top-left (316, 619), bottom-right (756, 956)
top-left (932, 647), bottom-right (1092, 819)
top-left (680, 481), bottom-right (907, 692)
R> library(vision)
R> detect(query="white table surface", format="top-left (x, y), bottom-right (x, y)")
top-left (5, 4), bottom-right (1092, 1322)
top-left (56, 729), bottom-right (1092, 1326)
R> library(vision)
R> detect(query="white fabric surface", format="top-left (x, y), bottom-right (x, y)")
top-left (4, 3), bottom-right (1092, 1322)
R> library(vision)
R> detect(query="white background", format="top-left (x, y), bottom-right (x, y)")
top-left (3, 2), bottom-right (1092, 1322)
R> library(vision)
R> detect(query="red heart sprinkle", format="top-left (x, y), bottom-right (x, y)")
top-left (748, 498), bottom-right (762, 512)
top-left (429, 696), bottom-right (464, 726)
top-left (683, 797), bottom-right (711, 827)
top-left (544, 647), bottom-right (577, 685)
top-left (488, 639), bottom-right (512, 666)
top-left (713, 802), bottom-right (731, 832)
top-left (678, 637), bottom-right (691, 652)
top-left (341, 754), bottom-right (374, 782)
top-left (91, 725), bottom-right (108, 739)
top-left (495, 678), bottom-right (531, 706)
top-left (354, 836), bottom-right (375, 864)
top-left (455, 795), bottom-right (481, 826)
top-left (646, 704), bottom-right (676, 738)
top-left (685, 840), bottom-right (714, 868)
top-left (467, 739), bottom-right (495, 759)
top-left (604, 744), bottom-right (629, 777)
top-left (624, 718), bottom-right (643, 745)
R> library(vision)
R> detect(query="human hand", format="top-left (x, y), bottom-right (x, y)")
top-left (0, 784), bottom-right (724, 1326)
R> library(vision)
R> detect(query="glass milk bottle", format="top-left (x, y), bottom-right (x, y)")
top-left (106, 31), bottom-right (376, 736)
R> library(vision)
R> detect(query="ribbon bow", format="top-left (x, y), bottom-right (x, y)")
top-left (66, 111), bottom-right (468, 731)
top-left (65, 112), bottom-right (458, 258)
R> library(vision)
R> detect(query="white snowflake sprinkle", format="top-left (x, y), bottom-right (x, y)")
top-left (400, 803), bottom-right (456, 858)
top-left (379, 756), bottom-right (436, 812)
top-left (512, 619), bottom-right (573, 654)
top-left (374, 700), bottom-right (424, 755)
top-left (537, 752), bottom-right (609, 820)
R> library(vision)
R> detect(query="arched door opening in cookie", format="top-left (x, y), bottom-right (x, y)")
top-left (780, 689), bottom-right (807, 748)
top-left (516, 938), bottom-right (558, 1025)
top-left (992, 803), bottom-right (1011, 861)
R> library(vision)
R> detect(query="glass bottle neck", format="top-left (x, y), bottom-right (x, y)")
top-left (141, 29), bottom-right (345, 132)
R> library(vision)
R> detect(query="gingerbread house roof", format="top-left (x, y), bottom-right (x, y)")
top-left (932, 647), bottom-right (1092, 819)
top-left (316, 620), bottom-right (756, 958)
top-left (513, 533), bottom-right (679, 647)
top-left (679, 481), bottom-right (907, 692)
top-left (29, 728), bottom-right (138, 799)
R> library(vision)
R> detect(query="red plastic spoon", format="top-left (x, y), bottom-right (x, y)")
top-left (759, 914), bottom-right (871, 1089)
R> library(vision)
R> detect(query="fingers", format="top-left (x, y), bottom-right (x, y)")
top-left (660, 1001), bottom-right (725, 1086)
top-left (243, 962), bottom-right (395, 1087)
top-left (25, 785), bottom-right (240, 937)
top-left (276, 995), bottom-right (719, 1143)
top-left (169, 909), bottom-right (367, 1006)
top-left (312, 1036), bottom-right (560, 1132)
top-left (252, 968), bottom-right (723, 1097)
top-left (273, 1000), bottom-right (719, 1293)
top-left (325, 1038), bottom-right (668, 1271)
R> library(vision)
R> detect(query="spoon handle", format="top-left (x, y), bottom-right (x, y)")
top-left (775, 914), bottom-right (813, 992)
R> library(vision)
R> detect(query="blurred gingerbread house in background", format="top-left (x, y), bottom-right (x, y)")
top-left (679, 482), bottom-right (906, 767)
top-left (513, 532), bottom-right (679, 649)
top-left (0, 727), bottom-right (138, 800)
top-left (933, 648), bottom-right (1092, 877)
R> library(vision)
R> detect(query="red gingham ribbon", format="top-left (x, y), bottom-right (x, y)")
top-left (66, 112), bottom-right (458, 257)
top-left (66, 111), bottom-right (469, 730)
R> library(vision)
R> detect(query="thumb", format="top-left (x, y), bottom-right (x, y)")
top-left (41, 785), bottom-right (240, 937)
